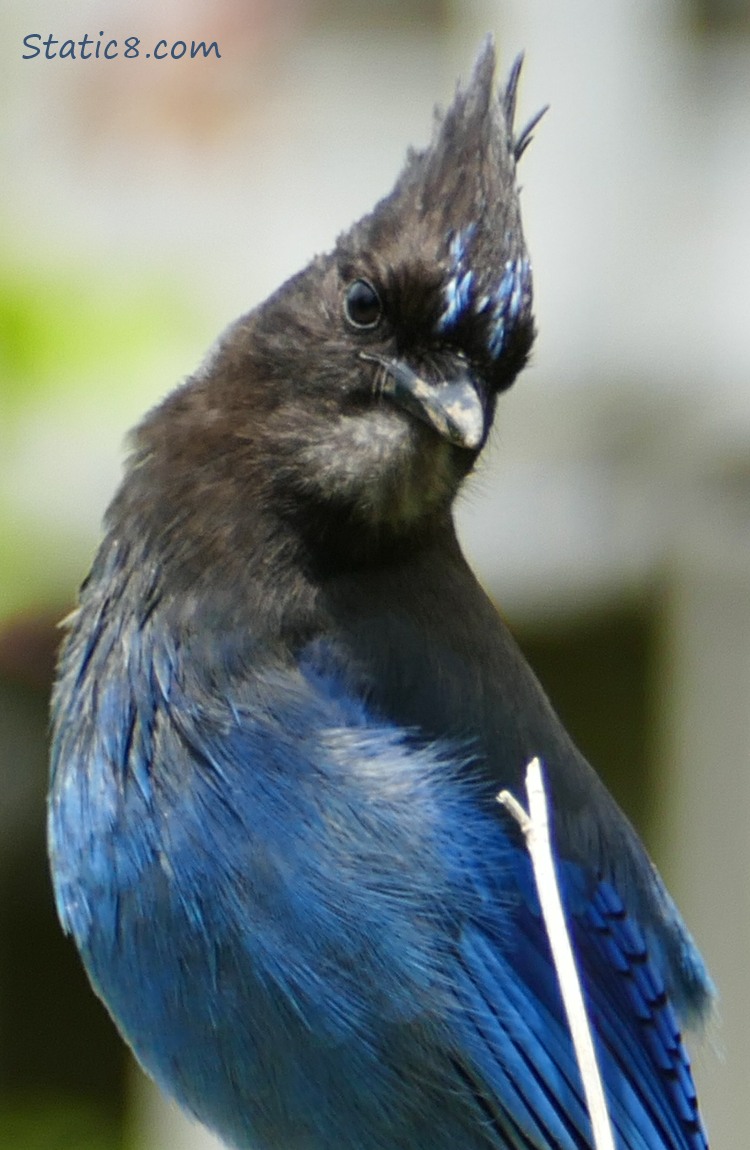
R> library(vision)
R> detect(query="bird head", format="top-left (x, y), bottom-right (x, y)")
top-left (126, 40), bottom-right (543, 575)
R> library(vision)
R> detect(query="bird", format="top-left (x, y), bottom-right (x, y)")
top-left (48, 39), bottom-right (713, 1150)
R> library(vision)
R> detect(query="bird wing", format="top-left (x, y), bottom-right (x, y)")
top-left (450, 848), bottom-right (709, 1149)
top-left (290, 643), bottom-right (711, 1149)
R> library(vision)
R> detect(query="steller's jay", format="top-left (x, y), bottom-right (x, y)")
top-left (48, 41), bottom-right (713, 1150)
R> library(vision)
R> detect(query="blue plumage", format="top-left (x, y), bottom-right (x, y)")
top-left (49, 39), bottom-right (712, 1150)
top-left (439, 226), bottom-right (477, 330)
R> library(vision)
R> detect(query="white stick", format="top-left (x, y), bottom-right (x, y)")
top-left (498, 757), bottom-right (616, 1150)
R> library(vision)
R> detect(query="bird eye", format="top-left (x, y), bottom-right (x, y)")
top-left (344, 279), bottom-right (382, 329)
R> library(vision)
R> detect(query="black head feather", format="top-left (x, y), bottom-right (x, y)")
top-left (115, 41), bottom-right (542, 579)
top-left (338, 37), bottom-right (537, 379)
top-left (504, 51), bottom-right (548, 161)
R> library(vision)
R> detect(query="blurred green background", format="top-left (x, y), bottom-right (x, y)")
top-left (2, 1), bottom-right (749, 1148)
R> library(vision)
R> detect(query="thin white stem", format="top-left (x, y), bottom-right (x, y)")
top-left (498, 757), bottom-right (616, 1150)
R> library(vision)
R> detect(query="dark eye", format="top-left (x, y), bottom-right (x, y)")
top-left (344, 279), bottom-right (382, 329)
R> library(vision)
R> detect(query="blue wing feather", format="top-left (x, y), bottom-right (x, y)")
top-left (451, 845), bottom-right (709, 1150)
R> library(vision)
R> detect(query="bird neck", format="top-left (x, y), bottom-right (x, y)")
top-left (103, 456), bottom-right (459, 658)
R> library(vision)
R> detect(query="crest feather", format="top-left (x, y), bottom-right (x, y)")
top-left (337, 39), bottom-right (542, 372)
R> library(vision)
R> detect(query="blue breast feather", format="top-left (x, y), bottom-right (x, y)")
top-left (49, 614), bottom-right (710, 1150)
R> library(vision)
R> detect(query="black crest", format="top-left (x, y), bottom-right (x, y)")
top-left (340, 38), bottom-right (545, 365)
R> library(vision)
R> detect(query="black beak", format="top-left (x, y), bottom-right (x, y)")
top-left (361, 354), bottom-right (485, 450)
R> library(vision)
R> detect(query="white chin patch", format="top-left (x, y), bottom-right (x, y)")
top-left (297, 407), bottom-right (457, 527)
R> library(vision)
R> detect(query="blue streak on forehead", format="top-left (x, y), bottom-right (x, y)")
top-left (440, 269), bottom-right (474, 331)
top-left (487, 256), bottom-right (531, 359)
top-left (438, 225), bottom-right (477, 332)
